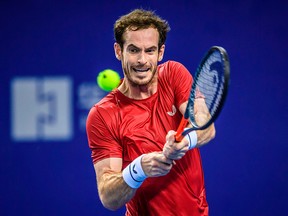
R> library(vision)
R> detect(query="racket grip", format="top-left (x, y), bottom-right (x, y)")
top-left (175, 117), bottom-right (189, 142)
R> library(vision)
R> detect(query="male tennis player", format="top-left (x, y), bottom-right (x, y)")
top-left (86, 9), bottom-right (215, 216)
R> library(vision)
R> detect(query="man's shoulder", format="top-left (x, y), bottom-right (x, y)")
top-left (158, 60), bottom-right (187, 77)
top-left (158, 60), bottom-right (188, 83)
top-left (158, 60), bottom-right (183, 70)
top-left (90, 91), bottom-right (119, 114)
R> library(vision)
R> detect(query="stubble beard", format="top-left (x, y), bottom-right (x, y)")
top-left (123, 64), bottom-right (157, 88)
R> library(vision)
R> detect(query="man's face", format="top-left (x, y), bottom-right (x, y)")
top-left (114, 27), bottom-right (165, 86)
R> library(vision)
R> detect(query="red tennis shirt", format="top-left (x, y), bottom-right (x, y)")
top-left (86, 61), bottom-right (208, 216)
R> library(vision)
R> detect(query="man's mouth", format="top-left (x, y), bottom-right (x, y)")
top-left (133, 68), bottom-right (150, 72)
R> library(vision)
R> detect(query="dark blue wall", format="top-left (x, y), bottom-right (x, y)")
top-left (1, 0), bottom-right (287, 215)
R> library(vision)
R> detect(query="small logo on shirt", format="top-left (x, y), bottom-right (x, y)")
top-left (167, 105), bottom-right (177, 116)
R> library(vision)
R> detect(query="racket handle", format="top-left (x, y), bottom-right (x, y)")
top-left (175, 117), bottom-right (189, 142)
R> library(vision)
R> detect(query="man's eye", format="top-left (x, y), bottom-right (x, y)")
top-left (146, 49), bottom-right (156, 53)
top-left (129, 48), bottom-right (139, 53)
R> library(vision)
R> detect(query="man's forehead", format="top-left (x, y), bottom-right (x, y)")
top-left (122, 28), bottom-right (159, 47)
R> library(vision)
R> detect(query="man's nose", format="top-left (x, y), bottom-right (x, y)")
top-left (137, 52), bottom-right (147, 64)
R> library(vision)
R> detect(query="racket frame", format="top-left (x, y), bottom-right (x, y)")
top-left (175, 46), bottom-right (230, 142)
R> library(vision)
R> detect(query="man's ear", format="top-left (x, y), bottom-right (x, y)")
top-left (114, 43), bottom-right (122, 60)
top-left (158, 44), bottom-right (165, 62)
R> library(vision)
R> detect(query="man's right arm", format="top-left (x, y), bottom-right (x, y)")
top-left (94, 158), bottom-right (136, 211)
top-left (94, 153), bottom-right (174, 210)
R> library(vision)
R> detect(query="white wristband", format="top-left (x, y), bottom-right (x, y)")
top-left (122, 155), bottom-right (147, 189)
top-left (184, 128), bottom-right (198, 150)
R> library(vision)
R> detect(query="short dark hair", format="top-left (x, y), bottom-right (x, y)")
top-left (114, 9), bottom-right (170, 49)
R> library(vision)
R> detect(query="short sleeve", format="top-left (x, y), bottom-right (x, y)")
top-left (86, 105), bottom-right (122, 164)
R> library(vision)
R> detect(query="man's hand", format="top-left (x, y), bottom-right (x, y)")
top-left (162, 130), bottom-right (189, 160)
top-left (141, 152), bottom-right (174, 177)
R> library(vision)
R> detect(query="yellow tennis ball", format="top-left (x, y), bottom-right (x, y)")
top-left (97, 69), bottom-right (121, 91)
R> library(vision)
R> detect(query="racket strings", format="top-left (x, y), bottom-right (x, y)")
top-left (194, 51), bottom-right (225, 117)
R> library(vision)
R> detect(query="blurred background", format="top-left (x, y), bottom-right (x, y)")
top-left (1, 0), bottom-right (287, 215)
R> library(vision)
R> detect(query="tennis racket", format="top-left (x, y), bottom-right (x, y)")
top-left (175, 46), bottom-right (230, 142)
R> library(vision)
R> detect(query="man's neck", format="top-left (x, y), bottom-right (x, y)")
top-left (118, 79), bottom-right (157, 100)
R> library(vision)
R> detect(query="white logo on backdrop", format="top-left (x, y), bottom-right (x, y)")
top-left (77, 82), bottom-right (106, 132)
top-left (11, 77), bottom-right (73, 141)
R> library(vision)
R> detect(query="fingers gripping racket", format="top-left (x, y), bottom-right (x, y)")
top-left (175, 46), bottom-right (230, 142)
